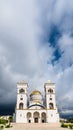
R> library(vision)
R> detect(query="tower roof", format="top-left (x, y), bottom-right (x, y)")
top-left (17, 80), bottom-right (28, 86)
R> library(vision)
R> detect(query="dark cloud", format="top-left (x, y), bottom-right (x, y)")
top-left (0, 0), bottom-right (73, 115)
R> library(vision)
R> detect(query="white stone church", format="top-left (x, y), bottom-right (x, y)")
top-left (14, 80), bottom-right (59, 123)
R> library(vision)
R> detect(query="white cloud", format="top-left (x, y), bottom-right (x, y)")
top-left (56, 34), bottom-right (73, 69)
top-left (0, 0), bottom-right (73, 114)
top-left (0, 0), bottom-right (54, 104)
top-left (37, 0), bottom-right (73, 112)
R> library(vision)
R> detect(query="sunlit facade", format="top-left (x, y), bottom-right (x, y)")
top-left (14, 80), bottom-right (59, 123)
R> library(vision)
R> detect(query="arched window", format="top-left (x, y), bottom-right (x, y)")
top-left (34, 112), bottom-right (40, 118)
top-left (27, 112), bottom-right (32, 118)
top-left (19, 88), bottom-right (25, 94)
top-left (49, 103), bottom-right (54, 109)
top-left (50, 98), bottom-right (52, 100)
top-left (48, 89), bottom-right (53, 93)
top-left (20, 98), bottom-right (23, 100)
top-left (41, 112), bottom-right (46, 118)
top-left (41, 112), bottom-right (46, 123)
top-left (19, 103), bottom-right (24, 109)
top-left (27, 112), bottom-right (32, 123)
top-left (33, 112), bottom-right (40, 123)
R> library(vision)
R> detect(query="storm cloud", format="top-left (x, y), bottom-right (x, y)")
top-left (0, 0), bottom-right (73, 114)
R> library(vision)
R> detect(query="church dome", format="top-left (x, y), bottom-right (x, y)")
top-left (30, 90), bottom-right (43, 105)
top-left (30, 90), bottom-right (41, 96)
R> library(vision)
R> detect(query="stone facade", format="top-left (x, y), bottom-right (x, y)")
top-left (14, 80), bottom-right (59, 123)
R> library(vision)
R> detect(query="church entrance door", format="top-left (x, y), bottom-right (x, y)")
top-left (33, 112), bottom-right (39, 123)
top-left (34, 118), bottom-right (38, 123)
top-left (41, 112), bottom-right (46, 123)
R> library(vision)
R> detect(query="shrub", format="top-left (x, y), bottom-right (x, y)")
top-left (5, 125), bottom-right (11, 128)
top-left (0, 125), bottom-right (4, 130)
top-left (0, 126), bottom-right (4, 129)
top-left (0, 119), bottom-right (8, 125)
top-left (61, 123), bottom-right (68, 128)
top-left (69, 124), bottom-right (73, 129)
top-left (8, 116), bottom-right (13, 123)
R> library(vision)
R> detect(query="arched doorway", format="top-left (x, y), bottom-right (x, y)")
top-left (33, 112), bottom-right (39, 123)
top-left (41, 112), bottom-right (46, 123)
top-left (27, 112), bottom-right (32, 123)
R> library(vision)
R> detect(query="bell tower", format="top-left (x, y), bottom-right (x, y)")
top-left (44, 80), bottom-right (59, 123)
top-left (16, 80), bottom-right (28, 110)
top-left (15, 80), bottom-right (28, 123)
top-left (44, 80), bottom-right (56, 109)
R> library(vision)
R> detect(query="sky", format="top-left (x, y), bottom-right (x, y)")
top-left (0, 0), bottom-right (73, 115)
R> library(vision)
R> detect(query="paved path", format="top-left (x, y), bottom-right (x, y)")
top-left (4, 123), bottom-right (69, 130)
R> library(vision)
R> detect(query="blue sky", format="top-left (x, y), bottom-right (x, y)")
top-left (0, 0), bottom-right (73, 114)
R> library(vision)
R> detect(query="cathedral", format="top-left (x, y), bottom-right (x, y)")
top-left (14, 80), bottom-right (59, 123)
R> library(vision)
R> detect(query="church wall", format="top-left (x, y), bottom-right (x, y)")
top-left (46, 94), bottom-right (57, 109)
top-left (46, 109), bottom-right (59, 123)
top-left (16, 110), bottom-right (27, 123)
top-left (16, 109), bottom-right (59, 123)
top-left (17, 94), bottom-right (27, 109)
top-left (16, 109), bottom-right (47, 123)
